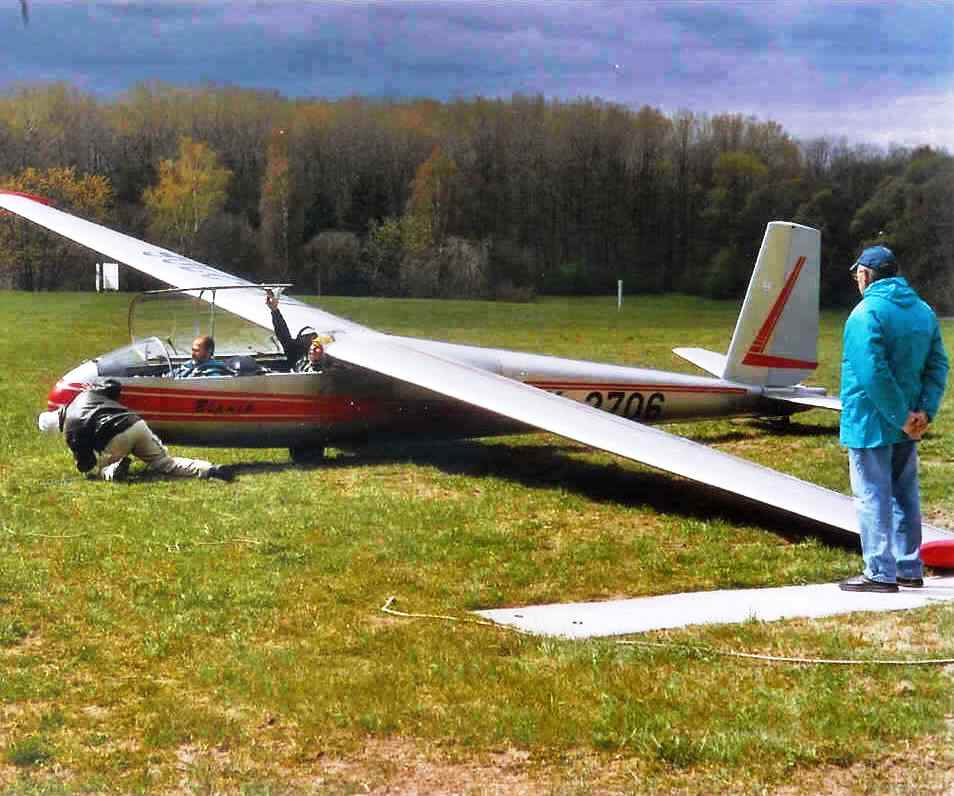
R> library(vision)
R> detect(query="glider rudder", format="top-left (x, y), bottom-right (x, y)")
top-left (722, 221), bottom-right (821, 387)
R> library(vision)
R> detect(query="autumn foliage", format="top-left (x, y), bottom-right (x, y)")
top-left (0, 166), bottom-right (111, 290)
top-left (142, 137), bottom-right (231, 254)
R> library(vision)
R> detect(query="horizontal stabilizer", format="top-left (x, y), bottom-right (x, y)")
top-left (672, 347), bottom-right (727, 378)
top-left (766, 394), bottom-right (842, 412)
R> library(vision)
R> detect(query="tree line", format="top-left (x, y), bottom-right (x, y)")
top-left (1, 82), bottom-right (952, 310)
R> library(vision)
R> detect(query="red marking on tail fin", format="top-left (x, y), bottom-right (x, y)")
top-left (740, 353), bottom-right (817, 369)
top-left (747, 256), bottom-right (806, 356)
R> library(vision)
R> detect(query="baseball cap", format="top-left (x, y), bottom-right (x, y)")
top-left (850, 245), bottom-right (897, 273)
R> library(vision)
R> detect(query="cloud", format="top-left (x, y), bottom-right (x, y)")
top-left (1, 0), bottom-right (953, 148)
top-left (781, 88), bottom-right (954, 150)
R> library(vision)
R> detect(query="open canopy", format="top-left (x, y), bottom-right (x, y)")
top-left (129, 287), bottom-right (285, 358)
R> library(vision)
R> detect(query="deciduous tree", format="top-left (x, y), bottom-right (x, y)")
top-left (259, 128), bottom-right (302, 280)
top-left (142, 136), bottom-right (231, 254)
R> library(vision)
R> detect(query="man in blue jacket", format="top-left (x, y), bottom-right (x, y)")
top-left (173, 336), bottom-right (233, 378)
top-left (839, 246), bottom-right (948, 593)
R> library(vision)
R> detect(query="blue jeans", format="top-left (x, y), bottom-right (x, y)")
top-left (848, 442), bottom-right (922, 583)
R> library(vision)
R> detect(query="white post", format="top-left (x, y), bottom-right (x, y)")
top-left (617, 280), bottom-right (623, 311)
top-left (102, 263), bottom-right (120, 291)
top-left (95, 263), bottom-right (102, 292)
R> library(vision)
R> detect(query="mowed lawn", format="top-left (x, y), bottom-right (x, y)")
top-left (1, 290), bottom-right (954, 795)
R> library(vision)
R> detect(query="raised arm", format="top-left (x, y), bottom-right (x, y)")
top-left (266, 290), bottom-right (298, 368)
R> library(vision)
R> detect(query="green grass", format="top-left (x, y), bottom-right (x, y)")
top-left (1, 290), bottom-right (954, 794)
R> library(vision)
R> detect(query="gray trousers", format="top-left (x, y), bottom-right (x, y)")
top-left (96, 420), bottom-right (213, 480)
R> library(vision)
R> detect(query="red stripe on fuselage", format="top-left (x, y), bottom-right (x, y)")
top-left (47, 381), bottom-right (374, 423)
top-left (529, 382), bottom-right (749, 395)
top-left (46, 380), bottom-right (485, 427)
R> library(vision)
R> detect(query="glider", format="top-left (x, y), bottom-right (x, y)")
top-left (2, 189), bottom-right (952, 552)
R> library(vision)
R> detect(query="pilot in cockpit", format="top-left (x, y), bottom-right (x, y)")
top-left (294, 337), bottom-right (325, 373)
top-left (173, 336), bottom-right (234, 378)
top-left (266, 290), bottom-right (318, 371)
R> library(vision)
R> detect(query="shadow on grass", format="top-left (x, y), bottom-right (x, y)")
top-left (278, 434), bottom-right (860, 552)
top-left (114, 420), bottom-right (854, 551)
top-left (679, 419), bottom-right (839, 446)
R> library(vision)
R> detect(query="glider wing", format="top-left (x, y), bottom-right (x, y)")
top-left (0, 191), bottom-right (368, 336)
top-left (326, 333), bottom-right (951, 542)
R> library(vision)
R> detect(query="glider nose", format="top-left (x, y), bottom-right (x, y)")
top-left (46, 360), bottom-right (97, 410)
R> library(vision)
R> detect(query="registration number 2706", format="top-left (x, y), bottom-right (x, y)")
top-left (551, 390), bottom-right (666, 420)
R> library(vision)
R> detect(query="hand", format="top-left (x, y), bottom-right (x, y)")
top-left (902, 411), bottom-right (929, 440)
top-left (265, 289), bottom-right (278, 311)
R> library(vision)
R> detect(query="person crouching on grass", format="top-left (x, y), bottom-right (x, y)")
top-left (38, 379), bottom-right (234, 482)
top-left (838, 245), bottom-right (948, 593)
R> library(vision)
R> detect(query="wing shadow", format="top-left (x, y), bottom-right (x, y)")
top-left (307, 436), bottom-right (857, 551)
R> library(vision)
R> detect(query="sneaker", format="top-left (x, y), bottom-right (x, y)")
top-left (897, 576), bottom-right (924, 588)
top-left (838, 575), bottom-right (899, 593)
top-left (206, 465), bottom-right (235, 482)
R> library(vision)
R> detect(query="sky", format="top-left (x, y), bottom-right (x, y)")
top-left (2, 0), bottom-right (953, 149)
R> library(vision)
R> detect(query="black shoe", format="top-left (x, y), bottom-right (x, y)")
top-left (838, 575), bottom-right (899, 593)
top-left (207, 465), bottom-right (235, 482)
top-left (897, 576), bottom-right (924, 588)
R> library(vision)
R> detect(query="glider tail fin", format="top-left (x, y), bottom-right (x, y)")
top-left (675, 221), bottom-right (821, 388)
top-left (723, 221), bottom-right (820, 387)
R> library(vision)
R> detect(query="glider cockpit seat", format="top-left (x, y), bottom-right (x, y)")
top-left (225, 355), bottom-right (268, 376)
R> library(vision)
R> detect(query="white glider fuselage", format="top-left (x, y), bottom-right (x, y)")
top-left (47, 332), bottom-right (792, 450)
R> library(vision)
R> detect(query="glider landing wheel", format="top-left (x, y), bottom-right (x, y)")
top-left (289, 445), bottom-right (326, 465)
top-left (762, 415), bottom-right (791, 430)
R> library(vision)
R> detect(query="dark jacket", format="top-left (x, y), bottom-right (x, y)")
top-left (271, 308), bottom-right (307, 370)
top-left (62, 380), bottom-right (140, 472)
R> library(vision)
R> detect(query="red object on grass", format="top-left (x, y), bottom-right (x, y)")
top-left (921, 540), bottom-right (954, 569)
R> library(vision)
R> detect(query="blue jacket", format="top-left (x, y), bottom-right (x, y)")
top-left (173, 358), bottom-right (233, 378)
top-left (840, 277), bottom-right (948, 448)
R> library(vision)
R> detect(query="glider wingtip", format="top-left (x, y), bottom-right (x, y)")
top-left (0, 190), bottom-right (54, 207)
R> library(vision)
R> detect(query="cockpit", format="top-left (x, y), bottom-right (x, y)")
top-left (78, 285), bottom-right (323, 380)
top-left (90, 337), bottom-right (287, 379)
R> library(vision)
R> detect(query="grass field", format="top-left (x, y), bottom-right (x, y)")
top-left (1, 290), bottom-right (954, 795)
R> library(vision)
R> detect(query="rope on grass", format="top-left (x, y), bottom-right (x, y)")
top-left (614, 639), bottom-right (954, 667)
top-left (192, 538), bottom-right (263, 546)
top-left (163, 537), bottom-right (263, 552)
top-left (380, 596), bottom-right (954, 666)
top-left (380, 596), bottom-right (530, 635)
top-left (2, 528), bottom-right (127, 541)
top-left (2, 526), bottom-right (259, 547)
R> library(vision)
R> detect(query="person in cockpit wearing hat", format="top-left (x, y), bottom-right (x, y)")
top-left (265, 290), bottom-right (320, 372)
